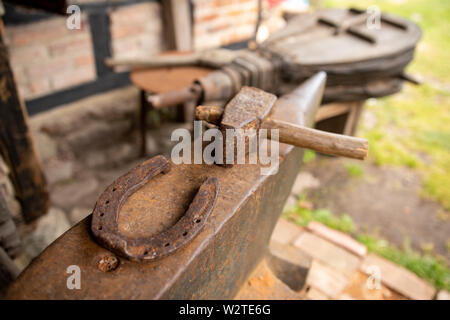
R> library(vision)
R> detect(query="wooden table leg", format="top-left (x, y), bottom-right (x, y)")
top-left (349, 101), bottom-right (365, 136)
top-left (315, 101), bottom-right (365, 136)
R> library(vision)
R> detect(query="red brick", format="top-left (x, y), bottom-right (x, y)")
top-left (110, 3), bottom-right (160, 24)
top-left (49, 34), bottom-right (93, 57)
top-left (207, 22), bottom-right (232, 33)
top-left (30, 79), bottom-right (51, 97)
top-left (75, 54), bottom-right (95, 67)
top-left (5, 16), bottom-right (77, 47)
top-left (306, 222), bottom-right (367, 257)
top-left (111, 24), bottom-right (146, 39)
top-left (50, 65), bottom-right (95, 91)
top-left (197, 13), bottom-right (219, 22)
top-left (16, 84), bottom-right (31, 100)
top-left (26, 57), bottom-right (73, 78)
top-left (213, 0), bottom-right (234, 7)
top-left (9, 45), bottom-right (49, 67)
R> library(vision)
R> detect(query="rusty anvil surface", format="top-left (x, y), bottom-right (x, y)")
top-left (4, 74), bottom-right (325, 299)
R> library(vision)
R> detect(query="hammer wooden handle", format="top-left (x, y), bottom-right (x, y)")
top-left (262, 118), bottom-right (368, 160)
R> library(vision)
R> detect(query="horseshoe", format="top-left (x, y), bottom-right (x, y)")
top-left (91, 155), bottom-right (219, 261)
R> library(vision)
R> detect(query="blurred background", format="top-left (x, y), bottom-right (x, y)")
top-left (283, 0), bottom-right (450, 293)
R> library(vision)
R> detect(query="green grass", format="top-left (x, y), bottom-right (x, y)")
top-left (284, 206), bottom-right (355, 233)
top-left (357, 234), bottom-right (450, 291)
top-left (345, 163), bottom-right (364, 178)
top-left (284, 199), bottom-right (450, 291)
top-left (303, 150), bottom-right (316, 163)
top-left (324, 0), bottom-right (450, 210)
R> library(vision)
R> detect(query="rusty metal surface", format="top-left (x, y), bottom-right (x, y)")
top-left (5, 76), bottom-right (323, 300)
top-left (195, 70), bottom-right (235, 102)
top-left (148, 83), bottom-right (202, 110)
top-left (221, 87), bottom-right (276, 131)
top-left (92, 156), bottom-right (219, 261)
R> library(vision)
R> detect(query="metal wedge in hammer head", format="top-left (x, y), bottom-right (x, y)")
top-left (196, 72), bottom-right (369, 160)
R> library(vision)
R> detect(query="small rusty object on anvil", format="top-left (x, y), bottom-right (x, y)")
top-left (197, 73), bottom-right (368, 160)
top-left (91, 155), bottom-right (219, 261)
top-left (97, 254), bottom-right (119, 272)
top-left (195, 105), bottom-right (224, 125)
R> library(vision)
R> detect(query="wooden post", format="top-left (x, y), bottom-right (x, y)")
top-left (161, 0), bottom-right (194, 123)
top-left (315, 101), bottom-right (365, 136)
top-left (0, 32), bottom-right (49, 222)
top-left (162, 0), bottom-right (193, 51)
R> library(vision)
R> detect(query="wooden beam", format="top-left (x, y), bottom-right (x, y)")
top-left (0, 31), bottom-right (49, 222)
top-left (315, 103), bottom-right (352, 122)
top-left (4, 0), bottom-right (67, 15)
top-left (162, 0), bottom-right (193, 51)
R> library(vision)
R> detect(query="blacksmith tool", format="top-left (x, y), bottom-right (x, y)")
top-left (196, 73), bottom-right (368, 160)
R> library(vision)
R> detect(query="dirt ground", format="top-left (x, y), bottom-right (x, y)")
top-left (301, 156), bottom-right (450, 262)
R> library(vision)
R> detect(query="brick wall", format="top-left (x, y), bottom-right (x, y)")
top-left (110, 2), bottom-right (165, 60)
top-left (4, 14), bottom-right (95, 100)
top-left (3, 1), bottom-right (165, 101)
top-left (193, 0), bottom-right (260, 50)
top-left (3, 0), bottom-right (272, 102)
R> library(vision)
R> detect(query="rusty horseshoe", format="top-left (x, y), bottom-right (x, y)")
top-left (91, 155), bottom-right (219, 262)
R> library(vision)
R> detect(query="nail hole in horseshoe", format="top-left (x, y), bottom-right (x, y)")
top-left (165, 243), bottom-right (170, 247)
top-left (105, 200), bottom-right (110, 204)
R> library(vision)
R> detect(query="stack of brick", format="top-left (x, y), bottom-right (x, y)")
top-left (270, 218), bottom-right (438, 300)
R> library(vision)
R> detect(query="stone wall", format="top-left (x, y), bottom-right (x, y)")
top-left (29, 86), bottom-right (141, 177)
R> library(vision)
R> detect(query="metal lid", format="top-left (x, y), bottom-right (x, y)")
top-left (264, 8), bottom-right (421, 66)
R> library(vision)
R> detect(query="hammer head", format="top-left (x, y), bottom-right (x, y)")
top-left (220, 86), bottom-right (277, 131)
top-left (215, 87), bottom-right (277, 167)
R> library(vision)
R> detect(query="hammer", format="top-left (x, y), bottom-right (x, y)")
top-left (196, 87), bottom-right (368, 160)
